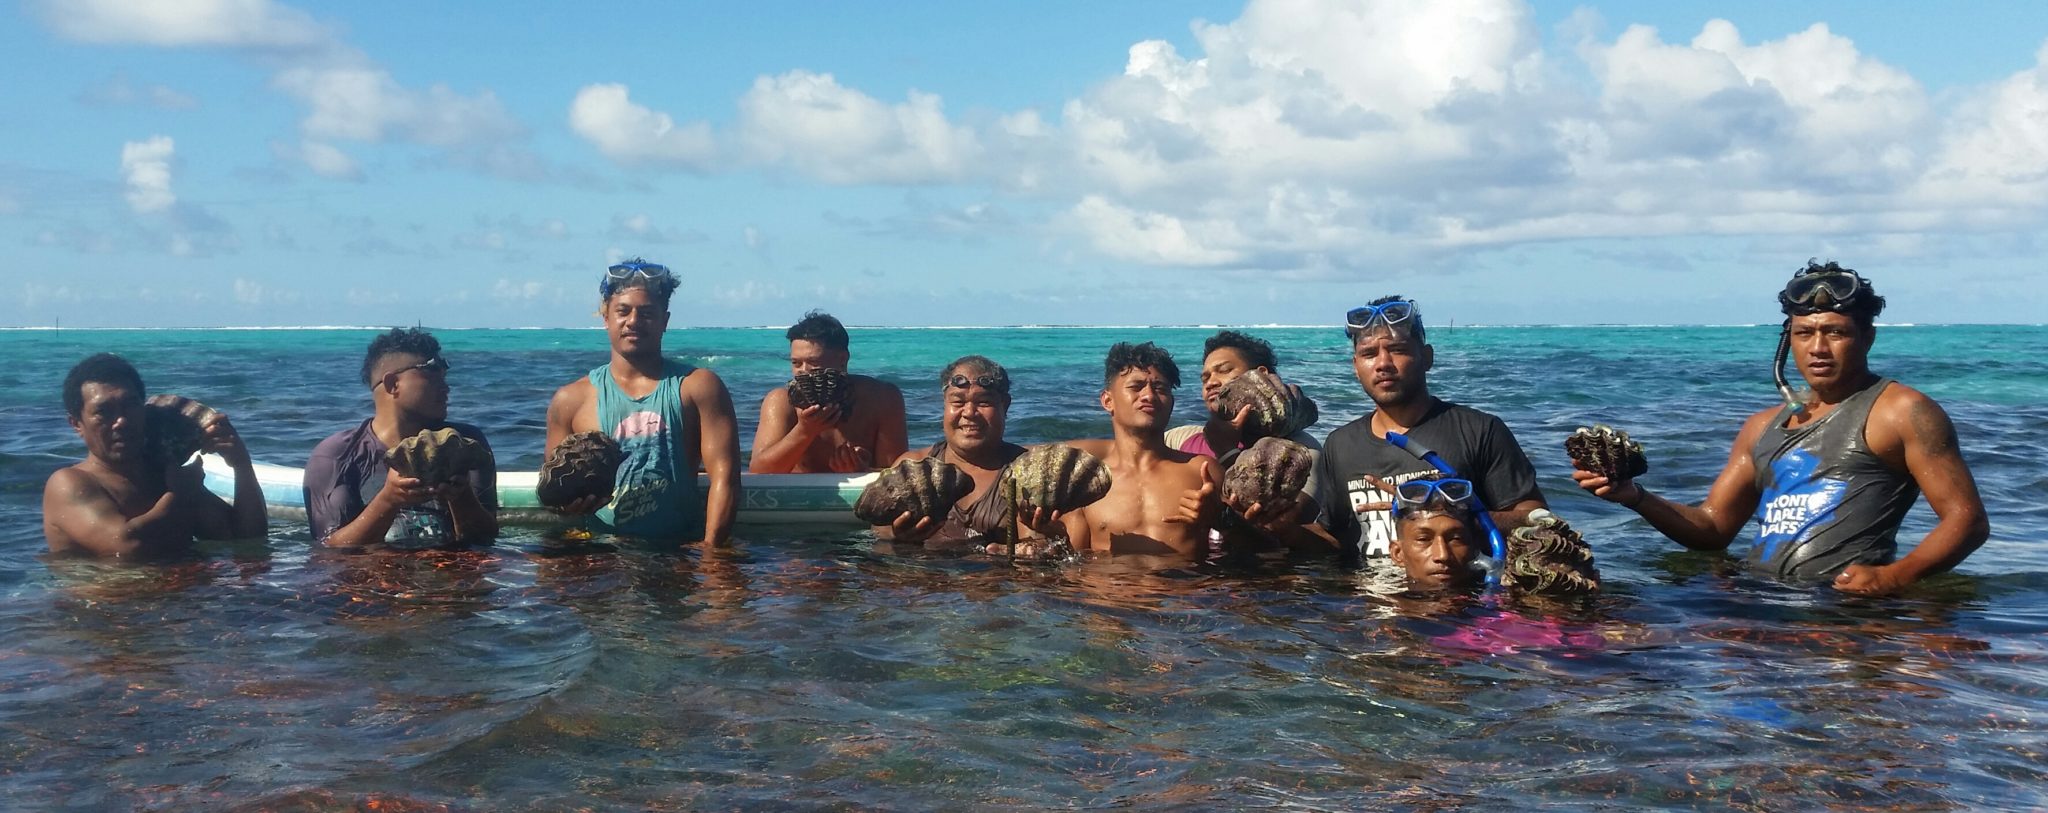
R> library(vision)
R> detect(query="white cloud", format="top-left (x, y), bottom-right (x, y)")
top-left (78, 73), bottom-right (200, 110)
top-left (31, 0), bottom-right (329, 50)
top-left (272, 66), bottom-right (523, 147)
top-left (569, 84), bottom-right (718, 169)
top-left (282, 139), bottom-right (362, 181)
top-left (608, 213), bottom-right (702, 244)
top-left (120, 136), bottom-right (175, 214)
top-left (735, 71), bottom-right (981, 183)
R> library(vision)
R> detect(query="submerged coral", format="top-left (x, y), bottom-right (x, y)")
top-left (854, 458), bottom-right (975, 527)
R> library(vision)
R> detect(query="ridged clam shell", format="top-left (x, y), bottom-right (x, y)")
top-left (1221, 437), bottom-right (1314, 509)
top-left (535, 431), bottom-right (623, 508)
top-left (999, 445), bottom-right (1112, 514)
top-left (788, 368), bottom-right (855, 418)
top-left (1502, 513), bottom-right (1600, 595)
top-left (1564, 424), bottom-right (1648, 482)
top-left (854, 458), bottom-right (974, 526)
top-left (384, 427), bottom-right (491, 484)
top-left (1215, 374), bottom-right (1319, 441)
top-left (143, 395), bottom-right (219, 464)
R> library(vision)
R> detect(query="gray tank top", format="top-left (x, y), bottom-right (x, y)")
top-left (1747, 377), bottom-right (1919, 581)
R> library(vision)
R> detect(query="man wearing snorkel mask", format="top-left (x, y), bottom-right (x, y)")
top-left (544, 258), bottom-right (742, 543)
top-left (1572, 261), bottom-right (1989, 594)
top-left (1311, 295), bottom-right (1547, 559)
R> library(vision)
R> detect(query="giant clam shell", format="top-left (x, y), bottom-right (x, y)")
top-left (1502, 511), bottom-right (1601, 595)
top-left (789, 368), bottom-right (855, 418)
top-left (384, 427), bottom-right (491, 485)
top-left (143, 395), bottom-right (218, 464)
top-left (1564, 424), bottom-right (1648, 482)
top-left (1221, 437), bottom-right (1315, 510)
top-left (1215, 373), bottom-right (1319, 442)
top-left (854, 458), bottom-right (974, 526)
top-left (1000, 445), bottom-right (1112, 515)
top-left (536, 431), bottom-right (624, 509)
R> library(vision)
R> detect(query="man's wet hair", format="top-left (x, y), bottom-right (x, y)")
top-left (360, 328), bottom-right (442, 388)
top-left (1783, 259), bottom-right (1887, 331)
top-left (787, 310), bottom-right (850, 352)
top-left (1103, 341), bottom-right (1181, 389)
top-left (1203, 330), bottom-right (1278, 372)
top-left (63, 353), bottom-right (144, 420)
top-left (1348, 293), bottom-right (1426, 343)
top-left (941, 355), bottom-right (1012, 403)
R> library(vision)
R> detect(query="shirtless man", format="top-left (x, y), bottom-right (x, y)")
top-left (545, 258), bottom-right (741, 543)
top-left (1573, 261), bottom-right (1989, 595)
top-left (749, 311), bottom-right (907, 474)
top-left (1059, 342), bottom-right (1221, 558)
top-left (872, 355), bottom-right (1028, 548)
top-left (42, 353), bottom-right (265, 557)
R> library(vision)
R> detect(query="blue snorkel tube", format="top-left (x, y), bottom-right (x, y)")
top-left (1385, 432), bottom-right (1507, 586)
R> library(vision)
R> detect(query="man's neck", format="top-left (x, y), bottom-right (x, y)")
top-left (1109, 423), bottom-right (1171, 462)
top-left (1371, 393), bottom-right (1439, 435)
top-left (611, 349), bottom-right (666, 379)
top-left (370, 406), bottom-right (430, 448)
top-left (1807, 370), bottom-right (1879, 408)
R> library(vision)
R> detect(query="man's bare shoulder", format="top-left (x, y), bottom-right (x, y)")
top-left (44, 464), bottom-right (101, 501)
top-left (550, 375), bottom-right (595, 406)
top-left (756, 381), bottom-right (790, 407)
top-left (1872, 379), bottom-right (1938, 418)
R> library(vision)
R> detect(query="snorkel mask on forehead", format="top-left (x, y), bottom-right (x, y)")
top-left (599, 258), bottom-right (678, 299)
top-left (1770, 262), bottom-right (1878, 414)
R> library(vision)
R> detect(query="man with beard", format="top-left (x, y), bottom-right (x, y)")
top-left (1059, 342), bottom-right (1221, 559)
top-left (43, 353), bottom-right (265, 556)
top-left (1572, 261), bottom-right (1989, 594)
top-left (306, 328), bottom-right (498, 548)
top-left (544, 258), bottom-right (741, 542)
top-left (1312, 296), bottom-right (1546, 559)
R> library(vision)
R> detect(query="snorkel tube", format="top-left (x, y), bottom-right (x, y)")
top-left (1385, 431), bottom-right (1507, 586)
top-left (1772, 324), bottom-right (1804, 415)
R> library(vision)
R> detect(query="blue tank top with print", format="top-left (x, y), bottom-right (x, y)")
top-left (590, 360), bottom-right (704, 539)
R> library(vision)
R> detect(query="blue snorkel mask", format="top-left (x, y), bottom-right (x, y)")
top-left (1385, 432), bottom-right (1508, 586)
top-left (600, 258), bottom-right (678, 299)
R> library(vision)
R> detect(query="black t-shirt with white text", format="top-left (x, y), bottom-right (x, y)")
top-left (1314, 400), bottom-right (1542, 557)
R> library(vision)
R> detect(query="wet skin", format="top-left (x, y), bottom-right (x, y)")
top-left (750, 338), bottom-right (909, 474)
top-left (1063, 366), bottom-right (1220, 559)
top-left (1391, 512), bottom-right (1481, 591)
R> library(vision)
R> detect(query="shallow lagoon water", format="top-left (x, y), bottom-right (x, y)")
top-left (2, 325), bottom-right (2045, 810)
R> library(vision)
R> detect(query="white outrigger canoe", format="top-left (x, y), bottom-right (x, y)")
top-left (201, 455), bottom-right (876, 528)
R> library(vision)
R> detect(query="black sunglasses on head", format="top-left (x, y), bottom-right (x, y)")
top-left (945, 373), bottom-right (1007, 392)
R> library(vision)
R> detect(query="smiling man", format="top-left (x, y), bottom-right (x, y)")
top-left (1573, 262), bottom-right (1990, 594)
top-left (305, 328), bottom-right (497, 548)
top-left (1311, 296), bottom-right (1546, 560)
top-left (544, 258), bottom-right (741, 543)
top-left (43, 353), bottom-right (264, 557)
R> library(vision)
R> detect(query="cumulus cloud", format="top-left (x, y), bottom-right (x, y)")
top-left (120, 136), bottom-right (176, 214)
top-left (569, 84), bottom-right (718, 169)
top-left (735, 71), bottom-right (981, 183)
top-left (31, 0), bottom-right (329, 50)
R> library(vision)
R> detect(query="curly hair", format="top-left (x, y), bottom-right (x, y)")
top-left (63, 353), bottom-right (144, 419)
top-left (1202, 330), bottom-right (1278, 371)
top-left (1102, 341), bottom-right (1180, 389)
top-left (359, 328), bottom-right (442, 388)
top-left (787, 310), bottom-right (850, 352)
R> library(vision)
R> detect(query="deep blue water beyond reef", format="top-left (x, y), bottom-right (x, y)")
top-left (1, 325), bottom-right (2044, 811)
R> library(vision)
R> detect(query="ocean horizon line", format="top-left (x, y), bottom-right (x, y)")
top-left (0, 321), bottom-right (2034, 332)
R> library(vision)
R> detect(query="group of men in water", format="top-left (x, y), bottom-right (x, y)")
top-left (42, 259), bottom-right (1990, 597)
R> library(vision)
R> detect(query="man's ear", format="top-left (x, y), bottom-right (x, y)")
top-left (1100, 388), bottom-right (1114, 413)
top-left (1421, 344), bottom-right (1435, 371)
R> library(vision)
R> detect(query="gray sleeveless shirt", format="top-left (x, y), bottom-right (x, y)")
top-left (1748, 377), bottom-right (1919, 581)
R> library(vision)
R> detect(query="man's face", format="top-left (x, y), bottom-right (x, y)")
top-left (942, 380), bottom-right (1008, 455)
top-left (1351, 327), bottom-right (1431, 407)
top-left (1199, 347), bottom-right (1257, 413)
top-left (789, 340), bottom-right (850, 376)
top-left (71, 381), bottom-right (144, 464)
top-left (605, 287), bottom-right (670, 357)
top-left (1101, 366), bottom-right (1174, 432)
top-left (1786, 312), bottom-right (1872, 391)
top-left (374, 351), bottom-right (449, 422)
top-left (1391, 512), bottom-right (1479, 590)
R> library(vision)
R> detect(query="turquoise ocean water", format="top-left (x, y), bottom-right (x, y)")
top-left (1, 325), bottom-right (2044, 810)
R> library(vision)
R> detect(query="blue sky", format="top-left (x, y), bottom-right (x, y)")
top-left (2, 0), bottom-right (2046, 328)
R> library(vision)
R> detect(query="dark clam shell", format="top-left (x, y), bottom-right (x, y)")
top-left (1215, 373), bottom-right (1319, 442)
top-left (1000, 445), bottom-right (1112, 514)
top-left (854, 458), bottom-right (975, 526)
top-left (536, 431), bottom-right (624, 509)
top-left (1564, 424), bottom-right (1648, 482)
top-left (1502, 511), bottom-right (1601, 595)
top-left (1221, 437), bottom-right (1315, 510)
top-left (143, 395), bottom-right (218, 464)
top-left (789, 368), bottom-right (855, 418)
top-left (384, 427), bottom-right (491, 485)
